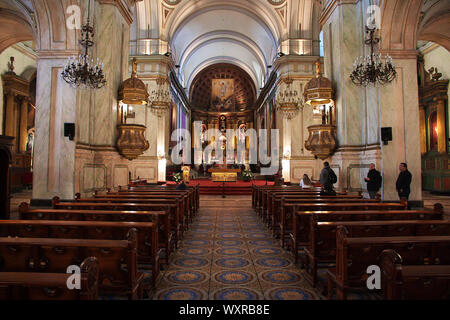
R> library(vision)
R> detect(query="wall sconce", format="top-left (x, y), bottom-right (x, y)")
top-left (157, 150), bottom-right (165, 160)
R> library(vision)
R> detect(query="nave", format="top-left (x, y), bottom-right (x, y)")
top-left (152, 195), bottom-right (322, 300)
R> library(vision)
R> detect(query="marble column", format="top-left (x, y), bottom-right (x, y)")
top-left (90, 1), bottom-right (130, 147)
top-left (4, 92), bottom-right (15, 137)
top-left (379, 59), bottom-right (422, 201)
top-left (322, 2), bottom-right (365, 147)
top-left (19, 97), bottom-right (29, 153)
top-left (320, 1), bottom-right (422, 199)
top-left (32, 56), bottom-right (77, 201)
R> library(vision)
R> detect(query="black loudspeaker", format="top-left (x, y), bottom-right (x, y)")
top-left (381, 127), bottom-right (392, 145)
top-left (64, 123), bottom-right (75, 141)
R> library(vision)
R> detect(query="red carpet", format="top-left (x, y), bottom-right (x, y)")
top-left (166, 179), bottom-right (274, 195)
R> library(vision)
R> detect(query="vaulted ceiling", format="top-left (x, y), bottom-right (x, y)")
top-left (131, 0), bottom-right (322, 98)
top-left (189, 63), bottom-right (257, 112)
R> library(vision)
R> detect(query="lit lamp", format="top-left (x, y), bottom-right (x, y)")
top-left (304, 61), bottom-right (337, 160)
top-left (116, 58), bottom-right (150, 160)
top-left (157, 150), bottom-right (166, 182)
top-left (282, 149), bottom-right (291, 182)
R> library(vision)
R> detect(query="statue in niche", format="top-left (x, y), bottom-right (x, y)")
top-left (26, 129), bottom-right (35, 153)
top-left (238, 123), bottom-right (246, 143)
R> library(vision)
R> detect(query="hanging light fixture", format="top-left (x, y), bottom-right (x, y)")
top-left (61, 0), bottom-right (106, 89)
top-left (148, 77), bottom-right (172, 117)
top-left (350, 26), bottom-right (396, 86)
top-left (276, 62), bottom-right (302, 120)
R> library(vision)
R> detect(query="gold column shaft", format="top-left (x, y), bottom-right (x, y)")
top-left (19, 98), bottom-right (28, 153)
top-left (4, 93), bottom-right (15, 137)
top-left (419, 106), bottom-right (427, 155)
top-left (437, 99), bottom-right (446, 153)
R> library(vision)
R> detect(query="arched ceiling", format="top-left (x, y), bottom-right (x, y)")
top-left (132, 0), bottom-right (321, 98)
top-left (417, 0), bottom-right (450, 51)
top-left (0, 0), bottom-right (35, 53)
top-left (190, 63), bottom-right (256, 112)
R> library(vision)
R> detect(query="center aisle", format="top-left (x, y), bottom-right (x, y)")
top-left (152, 195), bottom-right (324, 300)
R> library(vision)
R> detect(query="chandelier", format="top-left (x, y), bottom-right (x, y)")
top-left (148, 78), bottom-right (172, 117)
top-left (61, 0), bottom-right (106, 89)
top-left (350, 26), bottom-right (396, 86)
top-left (276, 79), bottom-right (302, 120)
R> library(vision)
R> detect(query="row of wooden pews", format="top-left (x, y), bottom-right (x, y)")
top-left (251, 184), bottom-right (450, 300)
top-left (0, 182), bottom-right (200, 300)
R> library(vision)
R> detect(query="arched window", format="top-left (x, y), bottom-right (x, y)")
top-left (319, 30), bottom-right (324, 57)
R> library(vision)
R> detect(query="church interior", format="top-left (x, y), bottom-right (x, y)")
top-left (0, 0), bottom-right (449, 302)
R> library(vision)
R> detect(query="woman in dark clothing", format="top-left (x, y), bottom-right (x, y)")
top-left (396, 162), bottom-right (412, 201)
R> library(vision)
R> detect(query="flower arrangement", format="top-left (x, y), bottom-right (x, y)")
top-left (173, 172), bottom-right (182, 183)
top-left (242, 169), bottom-right (253, 181)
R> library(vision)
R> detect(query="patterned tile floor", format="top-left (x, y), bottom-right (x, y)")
top-left (151, 195), bottom-right (325, 300)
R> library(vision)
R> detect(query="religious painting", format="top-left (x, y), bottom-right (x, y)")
top-left (211, 79), bottom-right (235, 111)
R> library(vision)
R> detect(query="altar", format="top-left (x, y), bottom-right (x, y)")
top-left (208, 168), bottom-right (241, 182)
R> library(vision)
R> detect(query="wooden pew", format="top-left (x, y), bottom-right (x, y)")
top-left (266, 193), bottom-right (365, 225)
top-left (51, 198), bottom-right (183, 246)
top-left (96, 191), bottom-right (194, 223)
top-left (0, 219), bottom-right (160, 287)
top-left (327, 226), bottom-right (450, 300)
top-left (74, 194), bottom-right (192, 230)
top-left (259, 189), bottom-right (353, 218)
top-left (19, 203), bottom-right (173, 264)
top-left (380, 249), bottom-right (450, 300)
top-left (277, 201), bottom-right (405, 248)
top-left (256, 186), bottom-right (340, 215)
top-left (0, 229), bottom-right (143, 299)
top-left (270, 197), bottom-right (378, 235)
top-left (291, 204), bottom-right (441, 255)
top-left (303, 217), bottom-right (449, 286)
top-left (119, 184), bottom-right (200, 213)
top-left (0, 257), bottom-right (98, 300)
top-left (100, 190), bottom-right (197, 218)
top-left (252, 185), bottom-right (308, 211)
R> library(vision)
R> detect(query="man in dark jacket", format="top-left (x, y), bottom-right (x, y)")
top-left (396, 162), bottom-right (412, 201)
top-left (364, 163), bottom-right (382, 199)
top-left (320, 162), bottom-right (336, 195)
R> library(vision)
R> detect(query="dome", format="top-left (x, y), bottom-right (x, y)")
top-left (303, 61), bottom-right (333, 106)
top-left (118, 58), bottom-right (149, 105)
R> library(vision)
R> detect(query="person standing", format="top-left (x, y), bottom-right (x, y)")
top-left (396, 162), bottom-right (412, 201)
top-left (320, 162), bottom-right (337, 195)
top-left (364, 163), bottom-right (382, 199)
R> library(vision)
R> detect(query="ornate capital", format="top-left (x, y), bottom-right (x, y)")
top-left (97, 0), bottom-right (142, 25)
